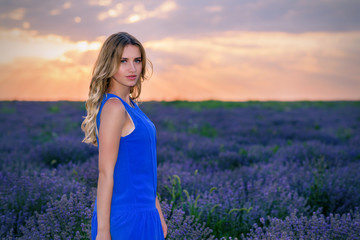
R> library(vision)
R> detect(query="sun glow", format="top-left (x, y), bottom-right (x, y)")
top-left (0, 28), bottom-right (102, 63)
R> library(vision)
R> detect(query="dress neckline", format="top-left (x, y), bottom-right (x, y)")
top-left (105, 93), bottom-right (136, 109)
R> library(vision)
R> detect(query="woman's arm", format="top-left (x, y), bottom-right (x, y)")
top-left (156, 196), bottom-right (168, 238)
top-left (96, 99), bottom-right (127, 239)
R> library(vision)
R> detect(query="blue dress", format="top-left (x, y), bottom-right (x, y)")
top-left (91, 93), bottom-right (165, 240)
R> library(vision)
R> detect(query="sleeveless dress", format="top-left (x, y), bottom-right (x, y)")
top-left (91, 93), bottom-right (165, 240)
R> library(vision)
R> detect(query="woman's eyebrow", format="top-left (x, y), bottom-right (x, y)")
top-left (121, 57), bottom-right (142, 59)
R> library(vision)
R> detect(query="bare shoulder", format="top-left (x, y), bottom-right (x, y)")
top-left (100, 98), bottom-right (126, 124)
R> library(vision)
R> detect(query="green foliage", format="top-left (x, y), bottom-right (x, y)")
top-left (0, 105), bottom-right (16, 114)
top-left (161, 100), bottom-right (248, 110)
top-left (48, 104), bottom-right (60, 113)
top-left (164, 174), bottom-right (184, 210)
top-left (238, 148), bottom-right (248, 156)
top-left (209, 206), bottom-right (253, 237)
top-left (314, 123), bottom-right (321, 130)
top-left (219, 144), bottom-right (225, 153)
top-left (336, 127), bottom-right (353, 141)
top-left (163, 119), bottom-right (176, 131)
top-left (306, 156), bottom-right (331, 215)
top-left (250, 126), bottom-right (257, 134)
top-left (32, 130), bottom-right (58, 143)
top-left (183, 189), bottom-right (202, 220)
top-left (166, 170), bottom-right (254, 238)
top-left (189, 122), bottom-right (217, 138)
top-left (272, 144), bottom-right (280, 153)
top-left (64, 117), bottom-right (80, 133)
top-left (161, 100), bottom-right (360, 111)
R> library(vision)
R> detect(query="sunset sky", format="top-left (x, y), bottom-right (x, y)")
top-left (0, 0), bottom-right (359, 101)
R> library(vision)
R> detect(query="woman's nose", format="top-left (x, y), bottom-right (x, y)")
top-left (129, 62), bottom-right (136, 72)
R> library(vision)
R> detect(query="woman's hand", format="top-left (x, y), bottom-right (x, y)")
top-left (161, 219), bottom-right (168, 238)
top-left (155, 196), bottom-right (168, 238)
top-left (96, 230), bottom-right (111, 240)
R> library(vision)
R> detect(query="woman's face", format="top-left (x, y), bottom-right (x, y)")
top-left (112, 44), bottom-right (142, 88)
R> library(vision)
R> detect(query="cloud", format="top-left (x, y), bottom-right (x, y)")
top-left (205, 5), bottom-right (223, 13)
top-left (88, 0), bottom-right (112, 7)
top-left (0, 24), bottom-right (359, 101)
top-left (142, 31), bottom-right (360, 101)
top-left (0, 57), bottom-right (91, 101)
top-left (97, 1), bottom-right (177, 23)
top-left (0, 28), bottom-right (101, 63)
top-left (0, 29), bottom-right (101, 101)
top-left (22, 22), bottom-right (30, 29)
top-left (0, 8), bottom-right (26, 20)
top-left (98, 3), bottom-right (124, 21)
top-left (63, 2), bottom-right (72, 9)
top-left (1, 0), bottom-right (360, 42)
top-left (49, 2), bottom-right (72, 16)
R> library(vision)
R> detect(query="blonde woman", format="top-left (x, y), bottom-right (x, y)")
top-left (81, 32), bottom-right (167, 240)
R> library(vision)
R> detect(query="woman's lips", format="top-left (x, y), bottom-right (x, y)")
top-left (126, 75), bottom-right (137, 80)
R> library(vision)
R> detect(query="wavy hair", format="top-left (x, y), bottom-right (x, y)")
top-left (81, 32), bottom-right (152, 146)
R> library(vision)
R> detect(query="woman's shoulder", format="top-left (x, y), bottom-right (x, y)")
top-left (101, 98), bottom-right (126, 120)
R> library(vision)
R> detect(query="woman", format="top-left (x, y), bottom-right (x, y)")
top-left (81, 32), bottom-right (167, 240)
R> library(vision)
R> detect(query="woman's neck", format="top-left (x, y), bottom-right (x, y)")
top-left (107, 83), bottom-right (131, 101)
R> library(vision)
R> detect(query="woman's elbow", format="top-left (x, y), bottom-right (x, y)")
top-left (98, 170), bottom-right (114, 181)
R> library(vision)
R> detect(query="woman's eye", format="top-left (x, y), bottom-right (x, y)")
top-left (135, 59), bottom-right (142, 63)
top-left (121, 60), bottom-right (127, 63)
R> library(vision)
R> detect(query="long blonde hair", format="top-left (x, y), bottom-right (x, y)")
top-left (81, 32), bottom-right (152, 146)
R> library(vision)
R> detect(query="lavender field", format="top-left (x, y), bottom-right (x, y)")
top-left (1, 100), bottom-right (360, 240)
